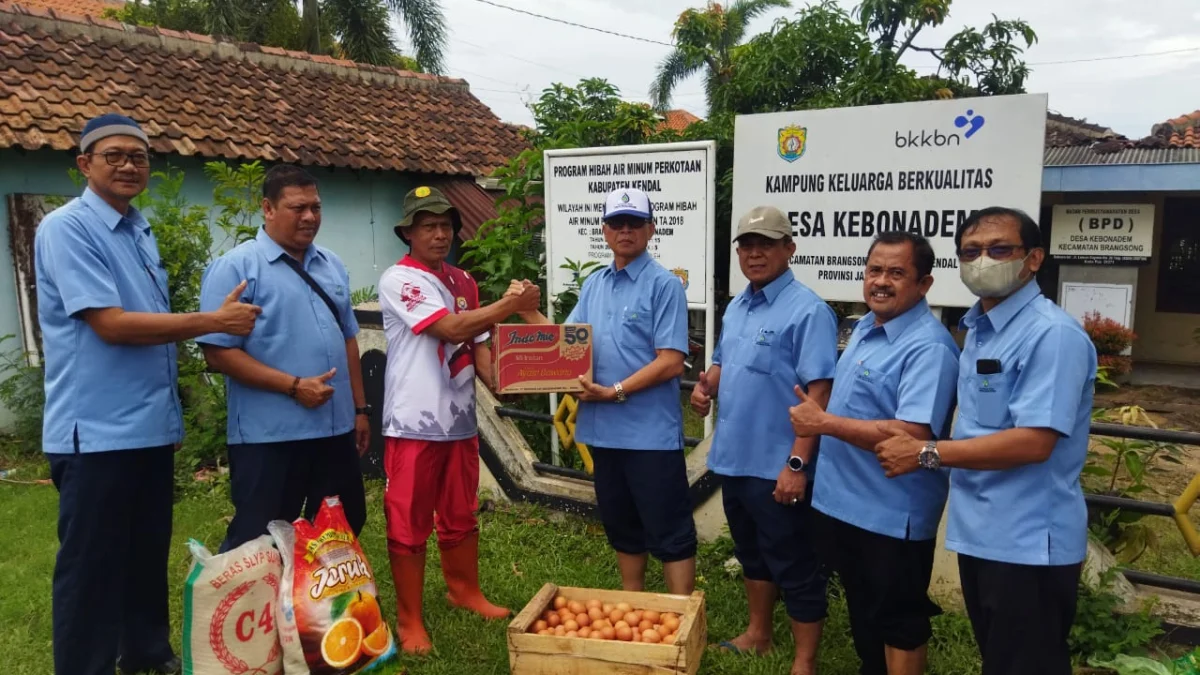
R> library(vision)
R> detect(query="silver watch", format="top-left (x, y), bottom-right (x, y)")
top-left (614, 381), bottom-right (627, 403)
top-left (918, 441), bottom-right (941, 470)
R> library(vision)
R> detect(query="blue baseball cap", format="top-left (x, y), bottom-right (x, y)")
top-left (603, 188), bottom-right (653, 222)
top-left (79, 113), bottom-right (149, 152)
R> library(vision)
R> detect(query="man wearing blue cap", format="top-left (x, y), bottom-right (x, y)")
top-left (34, 113), bottom-right (261, 675)
top-left (513, 187), bottom-right (696, 595)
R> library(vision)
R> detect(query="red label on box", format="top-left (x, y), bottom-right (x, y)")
top-left (493, 324), bottom-right (593, 394)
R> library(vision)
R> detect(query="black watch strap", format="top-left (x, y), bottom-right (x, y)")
top-left (355, 406), bottom-right (371, 416)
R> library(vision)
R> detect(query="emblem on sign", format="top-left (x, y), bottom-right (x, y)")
top-left (671, 268), bottom-right (689, 291)
top-left (778, 125), bottom-right (807, 162)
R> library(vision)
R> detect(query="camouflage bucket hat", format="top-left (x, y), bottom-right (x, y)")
top-left (395, 185), bottom-right (461, 242)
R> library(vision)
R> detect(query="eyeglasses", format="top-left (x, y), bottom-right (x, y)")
top-left (958, 244), bottom-right (1024, 262)
top-left (91, 150), bottom-right (151, 168)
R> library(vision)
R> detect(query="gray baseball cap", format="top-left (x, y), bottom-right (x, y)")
top-left (734, 205), bottom-right (792, 242)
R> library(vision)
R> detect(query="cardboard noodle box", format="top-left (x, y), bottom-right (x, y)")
top-left (493, 324), bottom-right (593, 394)
top-left (508, 583), bottom-right (707, 675)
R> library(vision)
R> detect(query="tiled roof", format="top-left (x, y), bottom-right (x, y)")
top-left (1042, 109), bottom-right (1200, 165)
top-left (0, 4), bottom-right (528, 176)
top-left (13, 0), bottom-right (121, 17)
top-left (659, 109), bottom-right (702, 132)
top-left (1149, 110), bottom-right (1200, 149)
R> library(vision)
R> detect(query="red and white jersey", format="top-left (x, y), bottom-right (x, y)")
top-left (379, 255), bottom-right (486, 441)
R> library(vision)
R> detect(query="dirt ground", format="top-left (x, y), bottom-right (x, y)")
top-left (1092, 384), bottom-right (1200, 498)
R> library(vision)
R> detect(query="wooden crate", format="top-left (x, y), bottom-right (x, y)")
top-left (507, 583), bottom-right (707, 674)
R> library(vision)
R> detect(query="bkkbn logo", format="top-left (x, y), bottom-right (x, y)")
top-left (894, 110), bottom-right (986, 149)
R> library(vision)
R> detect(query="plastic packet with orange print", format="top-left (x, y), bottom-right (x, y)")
top-left (268, 497), bottom-right (395, 675)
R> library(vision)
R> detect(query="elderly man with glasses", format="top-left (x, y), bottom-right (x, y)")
top-left (875, 207), bottom-right (1097, 675)
top-left (33, 113), bottom-right (260, 675)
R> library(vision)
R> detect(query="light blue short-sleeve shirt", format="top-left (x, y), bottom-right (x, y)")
top-left (566, 251), bottom-right (688, 451)
top-left (34, 188), bottom-right (184, 453)
top-left (947, 281), bottom-right (1097, 566)
top-left (196, 228), bottom-right (360, 445)
top-left (811, 299), bottom-right (960, 540)
top-left (706, 271), bottom-right (838, 481)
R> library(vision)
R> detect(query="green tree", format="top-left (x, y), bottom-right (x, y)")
top-left (649, 0), bottom-right (792, 114)
top-left (111, 0), bottom-right (447, 71)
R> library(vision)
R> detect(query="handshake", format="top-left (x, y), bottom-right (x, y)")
top-left (503, 279), bottom-right (542, 313)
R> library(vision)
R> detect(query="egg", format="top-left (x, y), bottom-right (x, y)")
top-left (614, 621), bottom-right (630, 631)
top-left (568, 601), bottom-right (586, 615)
top-left (643, 610), bottom-right (661, 623)
top-left (537, 629), bottom-right (551, 636)
top-left (601, 626), bottom-right (616, 640)
top-left (578, 627), bottom-right (592, 638)
top-left (533, 620), bottom-right (548, 632)
top-left (616, 602), bottom-right (632, 613)
top-left (554, 625), bottom-right (565, 636)
top-left (638, 620), bottom-right (653, 632)
top-left (663, 634), bottom-right (676, 645)
top-left (547, 613), bottom-right (561, 628)
top-left (576, 613), bottom-right (591, 627)
top-left (563, 620), bottom-right (579, 632)
top-left (602, 603), bottom-right (614, 614)
top-left (616, 625), bottom-right (633, 641)
top-left (586, 599), bottom-right (602, 610)
top-left (542, 610), bottom-right (554, 622)
top-left (642, 629), bottom-right (661, 644)
top-left (566, 631), bottom-right (578, 638)
top-left (631, 631), bottom-right (642, 642)
top-left (553, 596), bottom-right (567, 610)
top-left (590, 630), bottom-right (604, 639)
top-left (661, 615), bottom-right (681, 633)
top-left (608, 609), bottom-right (625, 623)
top-left (588, 607), bottom-right (605, 622)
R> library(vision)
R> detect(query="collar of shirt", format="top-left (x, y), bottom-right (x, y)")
top-left (256, 227), bottom-right (324, 266)
top-left (81, 186), bottom-right (149, 233)
top-left (734, 268), bottom-right (794, 307)
top-left (959, 280), bottom-right (1042, 333)
top-left (602, 249), bottom-right (653, 281)
top-left (858, 297), bottom-right (930, 343)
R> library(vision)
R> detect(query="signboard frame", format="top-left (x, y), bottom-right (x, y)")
top-left (1049, 203), bottom-right (1155, 266)
top-left (543, 141), bottom-right (719, 459)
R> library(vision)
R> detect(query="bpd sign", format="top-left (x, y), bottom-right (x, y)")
top-left (1049, 204), bottom-right (1154, 265)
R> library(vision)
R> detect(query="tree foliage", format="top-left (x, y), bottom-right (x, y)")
top-left (109, 0), bottom-right (446, 71)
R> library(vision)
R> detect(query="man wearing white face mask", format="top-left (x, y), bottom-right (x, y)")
top-left (874, 207), bottom-right (1097, 675)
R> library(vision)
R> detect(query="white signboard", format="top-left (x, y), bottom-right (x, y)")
top-left (1050, 204), bottom-right (1154, 262)
top-left (1061, 282), bottom-right (1134, 356)
top-left (730, 93), bottom-right (1048, 308)
top-left (544, 143), bottom-right (715, 307)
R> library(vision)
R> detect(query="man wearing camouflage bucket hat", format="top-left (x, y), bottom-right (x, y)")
top-left (377, 185), bottom-right (541, 654)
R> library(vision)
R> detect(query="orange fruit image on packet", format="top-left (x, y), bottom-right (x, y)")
top-left (269, 497), bottom-right (395, 675)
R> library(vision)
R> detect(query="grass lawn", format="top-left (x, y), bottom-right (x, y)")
top-left (0, 451), bottom-right (986, 675)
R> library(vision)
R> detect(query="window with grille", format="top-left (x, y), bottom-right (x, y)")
top-left (1156, 197), bottom-right (1200, 314)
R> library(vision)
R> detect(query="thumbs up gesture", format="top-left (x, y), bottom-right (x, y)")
top-left (690, 369), bottom-right (715, 417)
top-left (214, 280), bottom-right (262, 336)
top-left (294, 368), bottom-right (337, 409)
top-left (789, 384), bottom-right (828, 438)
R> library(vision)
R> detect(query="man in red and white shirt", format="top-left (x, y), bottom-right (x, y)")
top-left (379, 185), bottom-right (540, 654)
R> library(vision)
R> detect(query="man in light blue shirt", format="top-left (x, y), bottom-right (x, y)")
top-left (198, 164), bottom-right (370, 553)
top-left (877, 207), bottom-right (1097, 675)
top-left (517, 187), bottom-right (695, 595)
top-left (691, 206), bottom-right (837, 675)
top-left (790, 231), bottom-right (959, 675)
top-left (35, 113), bottom-right (260, 675)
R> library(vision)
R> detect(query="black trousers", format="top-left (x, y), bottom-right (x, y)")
top-left (221, 432), bottom-right (366, 553)
top-left (48, 446), bottom-right (176, 675)
top-left (959, 554), bottom-right (1083, 675)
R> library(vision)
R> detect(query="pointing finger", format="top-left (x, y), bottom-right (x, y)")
top-left (225, 280), bottom-right (248, 303)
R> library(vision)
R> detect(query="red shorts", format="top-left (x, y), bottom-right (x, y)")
top-left (384, 436), bottom-right (480, 555)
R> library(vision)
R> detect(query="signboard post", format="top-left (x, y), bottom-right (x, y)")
top-left (1049, 204), bottom-right (1154, 265)
top-left (543, 141), bottom-right (718, 462)
top-left (729, 93), bottom-right (1048, 308)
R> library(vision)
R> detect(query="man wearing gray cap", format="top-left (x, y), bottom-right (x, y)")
top-left (34, 112), bottom-right (260, 675)
top-left (691, 205), bottom-right (837, 675)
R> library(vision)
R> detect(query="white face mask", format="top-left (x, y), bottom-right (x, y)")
top-left (960, 254), bottom-right (1030, 298)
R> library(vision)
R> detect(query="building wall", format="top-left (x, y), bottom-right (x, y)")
top-left (0, 148), bottom-right (415, 355)
top-left (1042, 190), bottom-right (1200, 366)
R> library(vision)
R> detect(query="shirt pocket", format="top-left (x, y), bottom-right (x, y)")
top-left (973, 372), bottom-right (1013, 428)
top-left (620, 304), bottom-right (653, 342)
top-left (746, 327), bottom-right (778, 374)
top-left (843, 367), bottom-right (892, 419)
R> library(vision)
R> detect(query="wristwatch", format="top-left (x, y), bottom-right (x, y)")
top-left (787, 456), bottom-right (807, 472)
top-left (355, 405), bottom-right (372, 417)
top-left (614, 381), bottom-right (627, 403)
top-left (918, 441), bottom-right (941, 470)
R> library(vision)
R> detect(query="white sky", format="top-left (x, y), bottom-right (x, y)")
top-left (393, 0), bottom-right (1200, 139)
